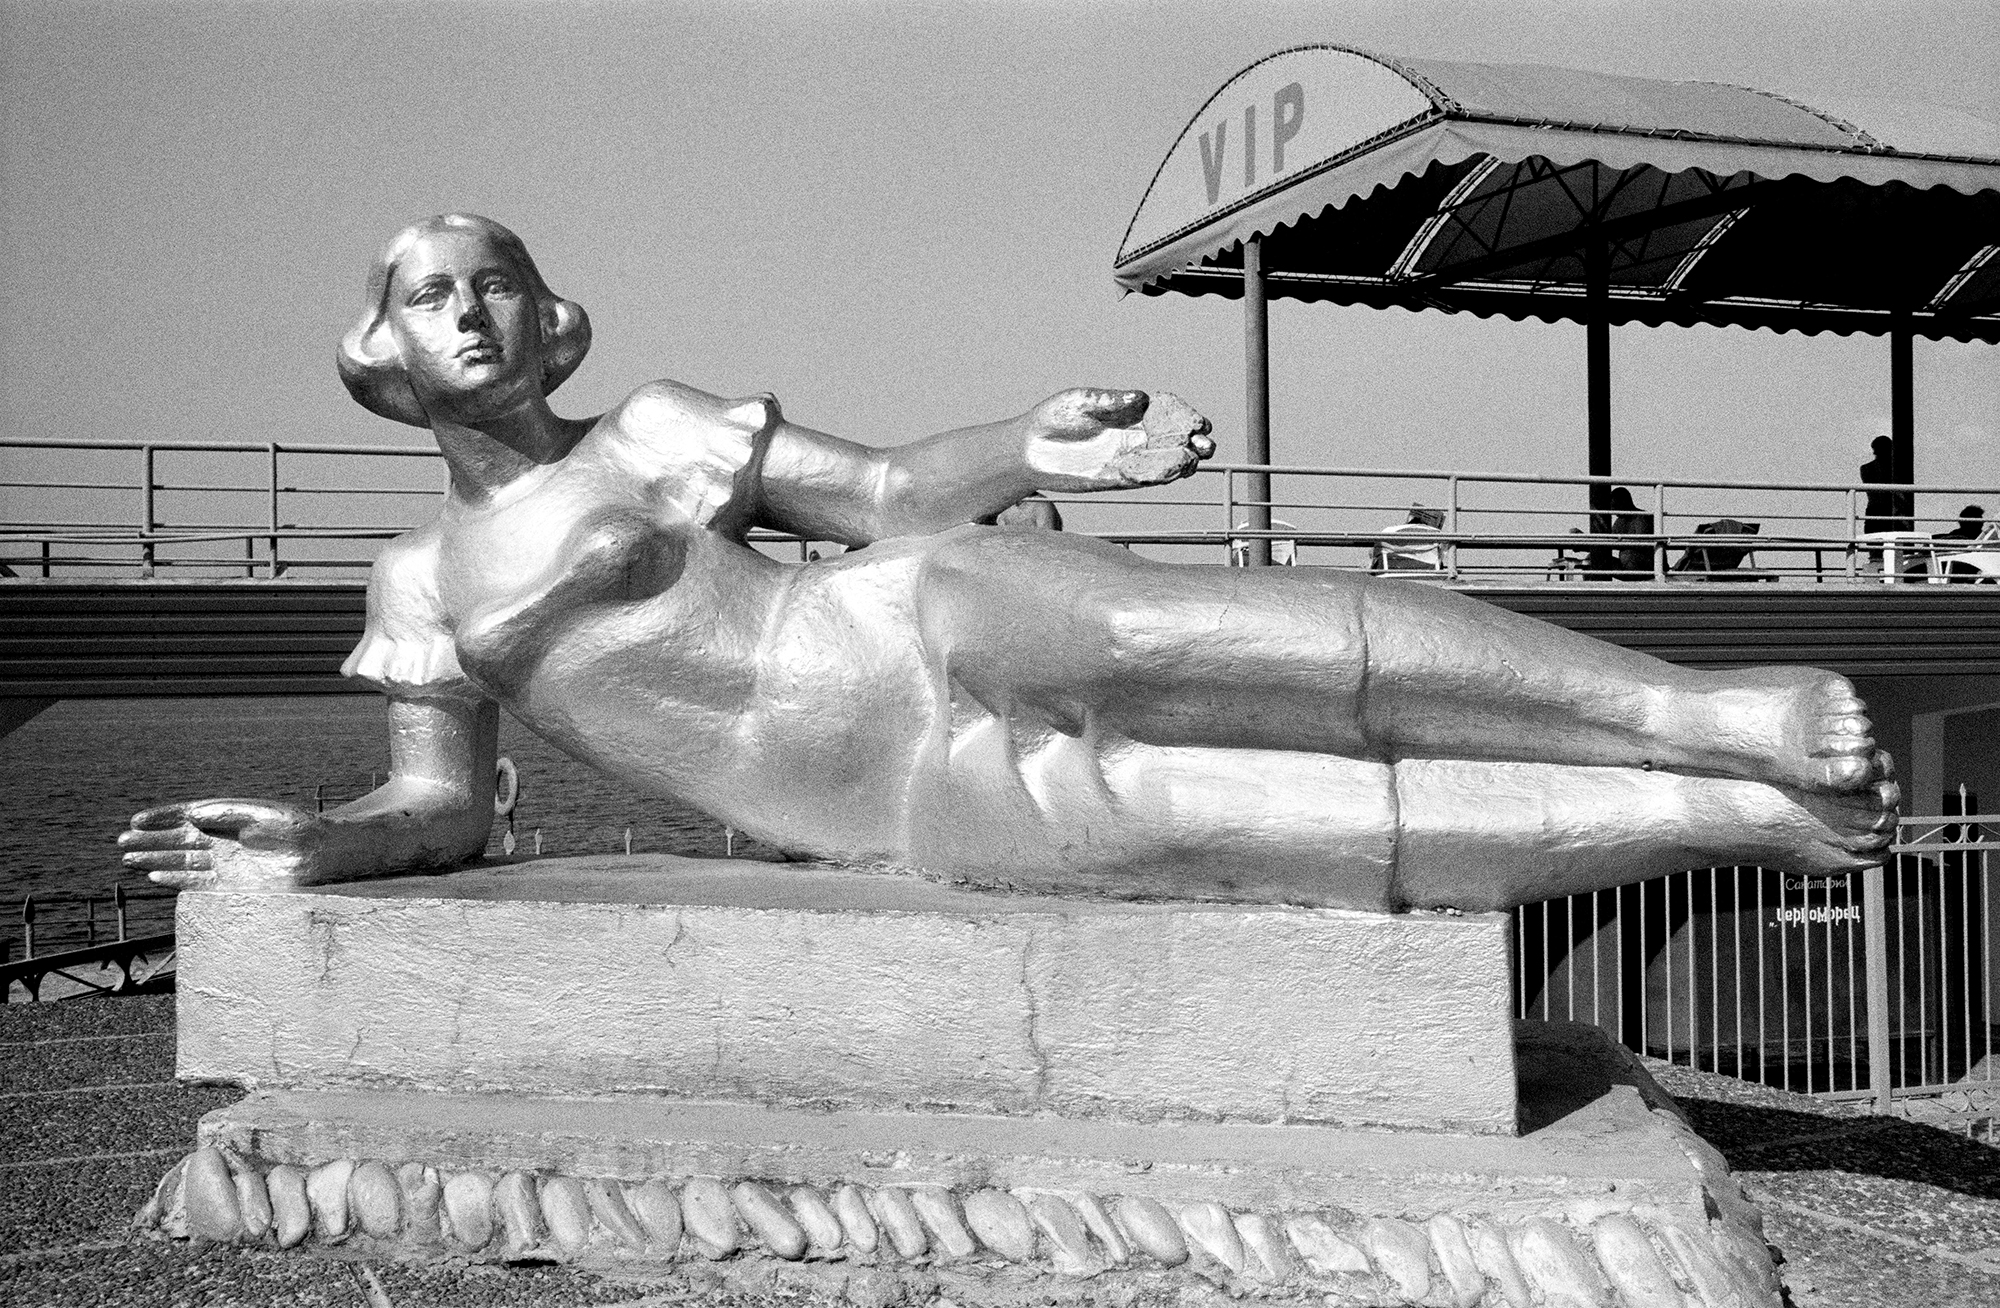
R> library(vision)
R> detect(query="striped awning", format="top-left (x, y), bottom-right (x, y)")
top-left (1113, 48), bottom-right (2000, 341)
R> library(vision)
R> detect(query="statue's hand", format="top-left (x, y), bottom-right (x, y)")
top-left (118, 799), bottom-right (329, 890)
top-left (1024, 389), bottom-right (1215, 491)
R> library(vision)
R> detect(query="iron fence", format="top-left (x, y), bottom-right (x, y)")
top-left (1516, 812), bottom-right (1997, 1135)
top-left (6, 435), bottom-right (2000, 584)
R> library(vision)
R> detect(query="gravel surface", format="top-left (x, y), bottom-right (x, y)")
top-left (1644, 1056), bottom-right (2000, 1306)
top-left (5, 999), bottom-right (1997, 1307)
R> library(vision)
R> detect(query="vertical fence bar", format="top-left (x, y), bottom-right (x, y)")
top-left (268, 443), bottom-right (282, 579)
top-left (1780, 879), bottom-right (1793, 1092)
top-left (115, 884), bottom-right (128, 941)
top-left (1757, 869), bottom-right (1768, 1084)
top-left (1222, 469), bottom-right (1237, 566)
top-left (1845, 873), bottom-right (1859, 1090)
top-left (22, 895), bottom-right (34, 959)
top-left (1653, 481), bottom-right (1668, 582)
top-left (1899, 853), bottom-right (1911, 1088)
top-left (1664, 875), bottom-right (1676, 1064)
top-left (1688, 872), bottom-right (1704, 1064)
top-left (1864, 860), bottom-right (1891, 1108)
top-left (1804, 874), bottom-right (1818, 1091)
top-left (1565, 892), bottom-right (1576, 1021)
top-left (1446, 475), bottom-right (1461, 580)
top-left (1845, 488), bottom-right (1859, 582)
top-left (1982, 847), bottom-right (1994, 1087)
top-left (1709, 869), bottom-right (1720, 1073)
top-left (140, 445), bottom-right (156, 577)
top-left (1963, 853), bottom-right (1974, 1083)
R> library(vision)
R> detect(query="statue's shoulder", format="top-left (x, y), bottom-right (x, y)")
top-left (366, 521), bottom-right (445, 603)
top-left (607, 380), bottom-right (782, 448)
top-left (595, 379), bottom-right (783, 528)
top-left (344, 522), bottom-right (477, 700)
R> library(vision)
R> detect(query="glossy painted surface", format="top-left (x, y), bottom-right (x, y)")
top-left (122, 215), bottom-right (1895, 907)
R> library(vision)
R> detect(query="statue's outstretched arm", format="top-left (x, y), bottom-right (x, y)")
top-left (118, 697), bottom-right (499, 890)
top-left (754, 389), bottom-right (1213, 546)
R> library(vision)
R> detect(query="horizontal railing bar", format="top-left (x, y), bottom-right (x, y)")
top-left (0, 437), bottom-right (437, 456)
top-left (1188, 462), bottom-right (1999, 498)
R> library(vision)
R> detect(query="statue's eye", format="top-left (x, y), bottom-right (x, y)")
top-left (479, 273), bottom-right (520, 297)
top-left (406, 281), bottom-right (450, 308)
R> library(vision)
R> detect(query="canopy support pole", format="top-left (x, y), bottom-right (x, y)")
top-left (1586, 240), bottom-right (1611, 512)
top-left (1243, 236), bottom-right (1272, 566)
top-left (1890, 311), bottom-right (1915, 487)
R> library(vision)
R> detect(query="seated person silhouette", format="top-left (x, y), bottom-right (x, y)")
top-left (1584, 487), bottom-right (1655, 580)
top-left (1935, 504), bottom-right (1997, 583)
top-left (1673, 519), bottom-right (1762, 579)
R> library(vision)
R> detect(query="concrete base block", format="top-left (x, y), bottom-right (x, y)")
top-left (156, 1022), bottom-right (1780, 1305)
top-left (176, 855), bottom-right (1518, 1134)
top-left (151, 856), bottom-right (1784, 1303)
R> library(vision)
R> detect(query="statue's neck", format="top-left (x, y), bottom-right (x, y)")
top-left (430, 399), bottom-right (589, 507)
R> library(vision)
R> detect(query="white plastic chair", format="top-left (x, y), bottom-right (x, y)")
top-left (1934, 521), bottom-right (2000, 583)
top-left (1371, 523), bottom-right (1447, 574)
top-left (1230, 519), bottom-right (1297, 566)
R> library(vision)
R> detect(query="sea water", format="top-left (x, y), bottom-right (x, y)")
top-left (0, 696), bottom-right (768, 911)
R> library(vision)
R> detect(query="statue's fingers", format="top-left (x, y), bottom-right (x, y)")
top-left (180, 799), bottom-right (292, 836)
top-left (123, 849), bottom-right (214, 874)
top-left (1094, 388), bottom-right (1149, 425)
top-left (129, 804), bottom-right (194, 831)
top-left (1189, 432), bottom-right (1217, 460)
top-left (118, 825), bottom-right (210, 853)
top-left (146, 867), bottom-right (220, 891)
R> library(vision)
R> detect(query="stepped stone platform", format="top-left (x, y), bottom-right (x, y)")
top-left (142, 854), bottom-right (1786, 1305)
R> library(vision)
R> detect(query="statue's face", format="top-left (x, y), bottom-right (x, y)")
top-left (385, 227), bottom-right (544, 421)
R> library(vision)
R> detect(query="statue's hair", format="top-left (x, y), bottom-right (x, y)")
top-left (336, 214), bottom-right (591, 427)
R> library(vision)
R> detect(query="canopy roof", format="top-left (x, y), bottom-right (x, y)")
top-left (1113, 48), bottom-right (2000, 341)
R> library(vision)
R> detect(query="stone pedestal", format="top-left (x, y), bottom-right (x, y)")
top-left (144, 855), bottom-right (1783, 1306)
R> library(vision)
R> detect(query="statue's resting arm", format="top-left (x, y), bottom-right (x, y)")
top-left (119, 696), bottom-right (497, 887)
top-left (751, 414), bottom-right (1044, 546)
top-left (748, 389), bottom-right (1205, 547)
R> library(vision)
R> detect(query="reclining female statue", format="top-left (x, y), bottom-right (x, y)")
top-left (121, 214), bottom-right (1897, 911)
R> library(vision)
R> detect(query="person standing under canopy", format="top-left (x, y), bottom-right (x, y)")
top-left (120, 214), bottom-right (1897, 913)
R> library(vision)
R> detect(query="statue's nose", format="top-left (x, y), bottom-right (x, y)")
top-left (456, 289), bottom-right (491, 332)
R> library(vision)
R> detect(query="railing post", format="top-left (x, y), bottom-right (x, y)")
top-left (1222, 468), bottom-right (1237, 566)
top-left (140, 444), bottom-right (156, 578)
top-left (1863, 859), bottom-right (1893, 1112)
top-left (115, 883), bottom-right (128, 941)
top-left (22, 894), bottom-right (34, 959)
top-left (1446, 475), bottom-right (1461, 579)
top-left (268, 443), bottom-right (282, 579)
top-left (1846, 487), bottom-right (1859, 582)
top-left (1653, 481), bottom-right (1668, 581)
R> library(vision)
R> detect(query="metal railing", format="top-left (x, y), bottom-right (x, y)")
top-left (5, 436), bottom-right (2000, 584)
top-left (1516, 813), bottom-right (1996, 1133)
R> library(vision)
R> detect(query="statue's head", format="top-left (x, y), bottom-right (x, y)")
top-left (337, 214), bottom-right (591, 427)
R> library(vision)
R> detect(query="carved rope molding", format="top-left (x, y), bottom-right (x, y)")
top-left (135, 1148), bottom-right (1781, 1307)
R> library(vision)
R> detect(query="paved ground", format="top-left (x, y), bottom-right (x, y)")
top-left (3, 996), bottom-right (1996, 1307)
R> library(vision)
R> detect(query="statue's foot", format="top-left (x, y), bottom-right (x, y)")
top-left (1672, 668), bottom-right (1883, 794)
top-left (1715, 771), bottom-right (1901, 874)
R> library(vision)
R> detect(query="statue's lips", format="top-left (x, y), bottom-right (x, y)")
top-left (456, 339), bottom-right (502, 363)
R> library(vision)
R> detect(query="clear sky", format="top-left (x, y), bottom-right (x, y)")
top-left (2, 0), bottom-right (1995, 503)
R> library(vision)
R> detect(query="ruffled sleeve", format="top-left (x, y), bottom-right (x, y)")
top-left (611, 383), bottom-right (779, 536)
top-left (339, 528), bottom-right (485, 704)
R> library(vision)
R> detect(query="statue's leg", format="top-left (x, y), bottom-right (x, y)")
top-left (1354, 579), bottom-right (1881, 795)
top-left (1390, 758), bottom-right (1900, 911)
top-left (921, 531), bottom-right (1878, 795)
